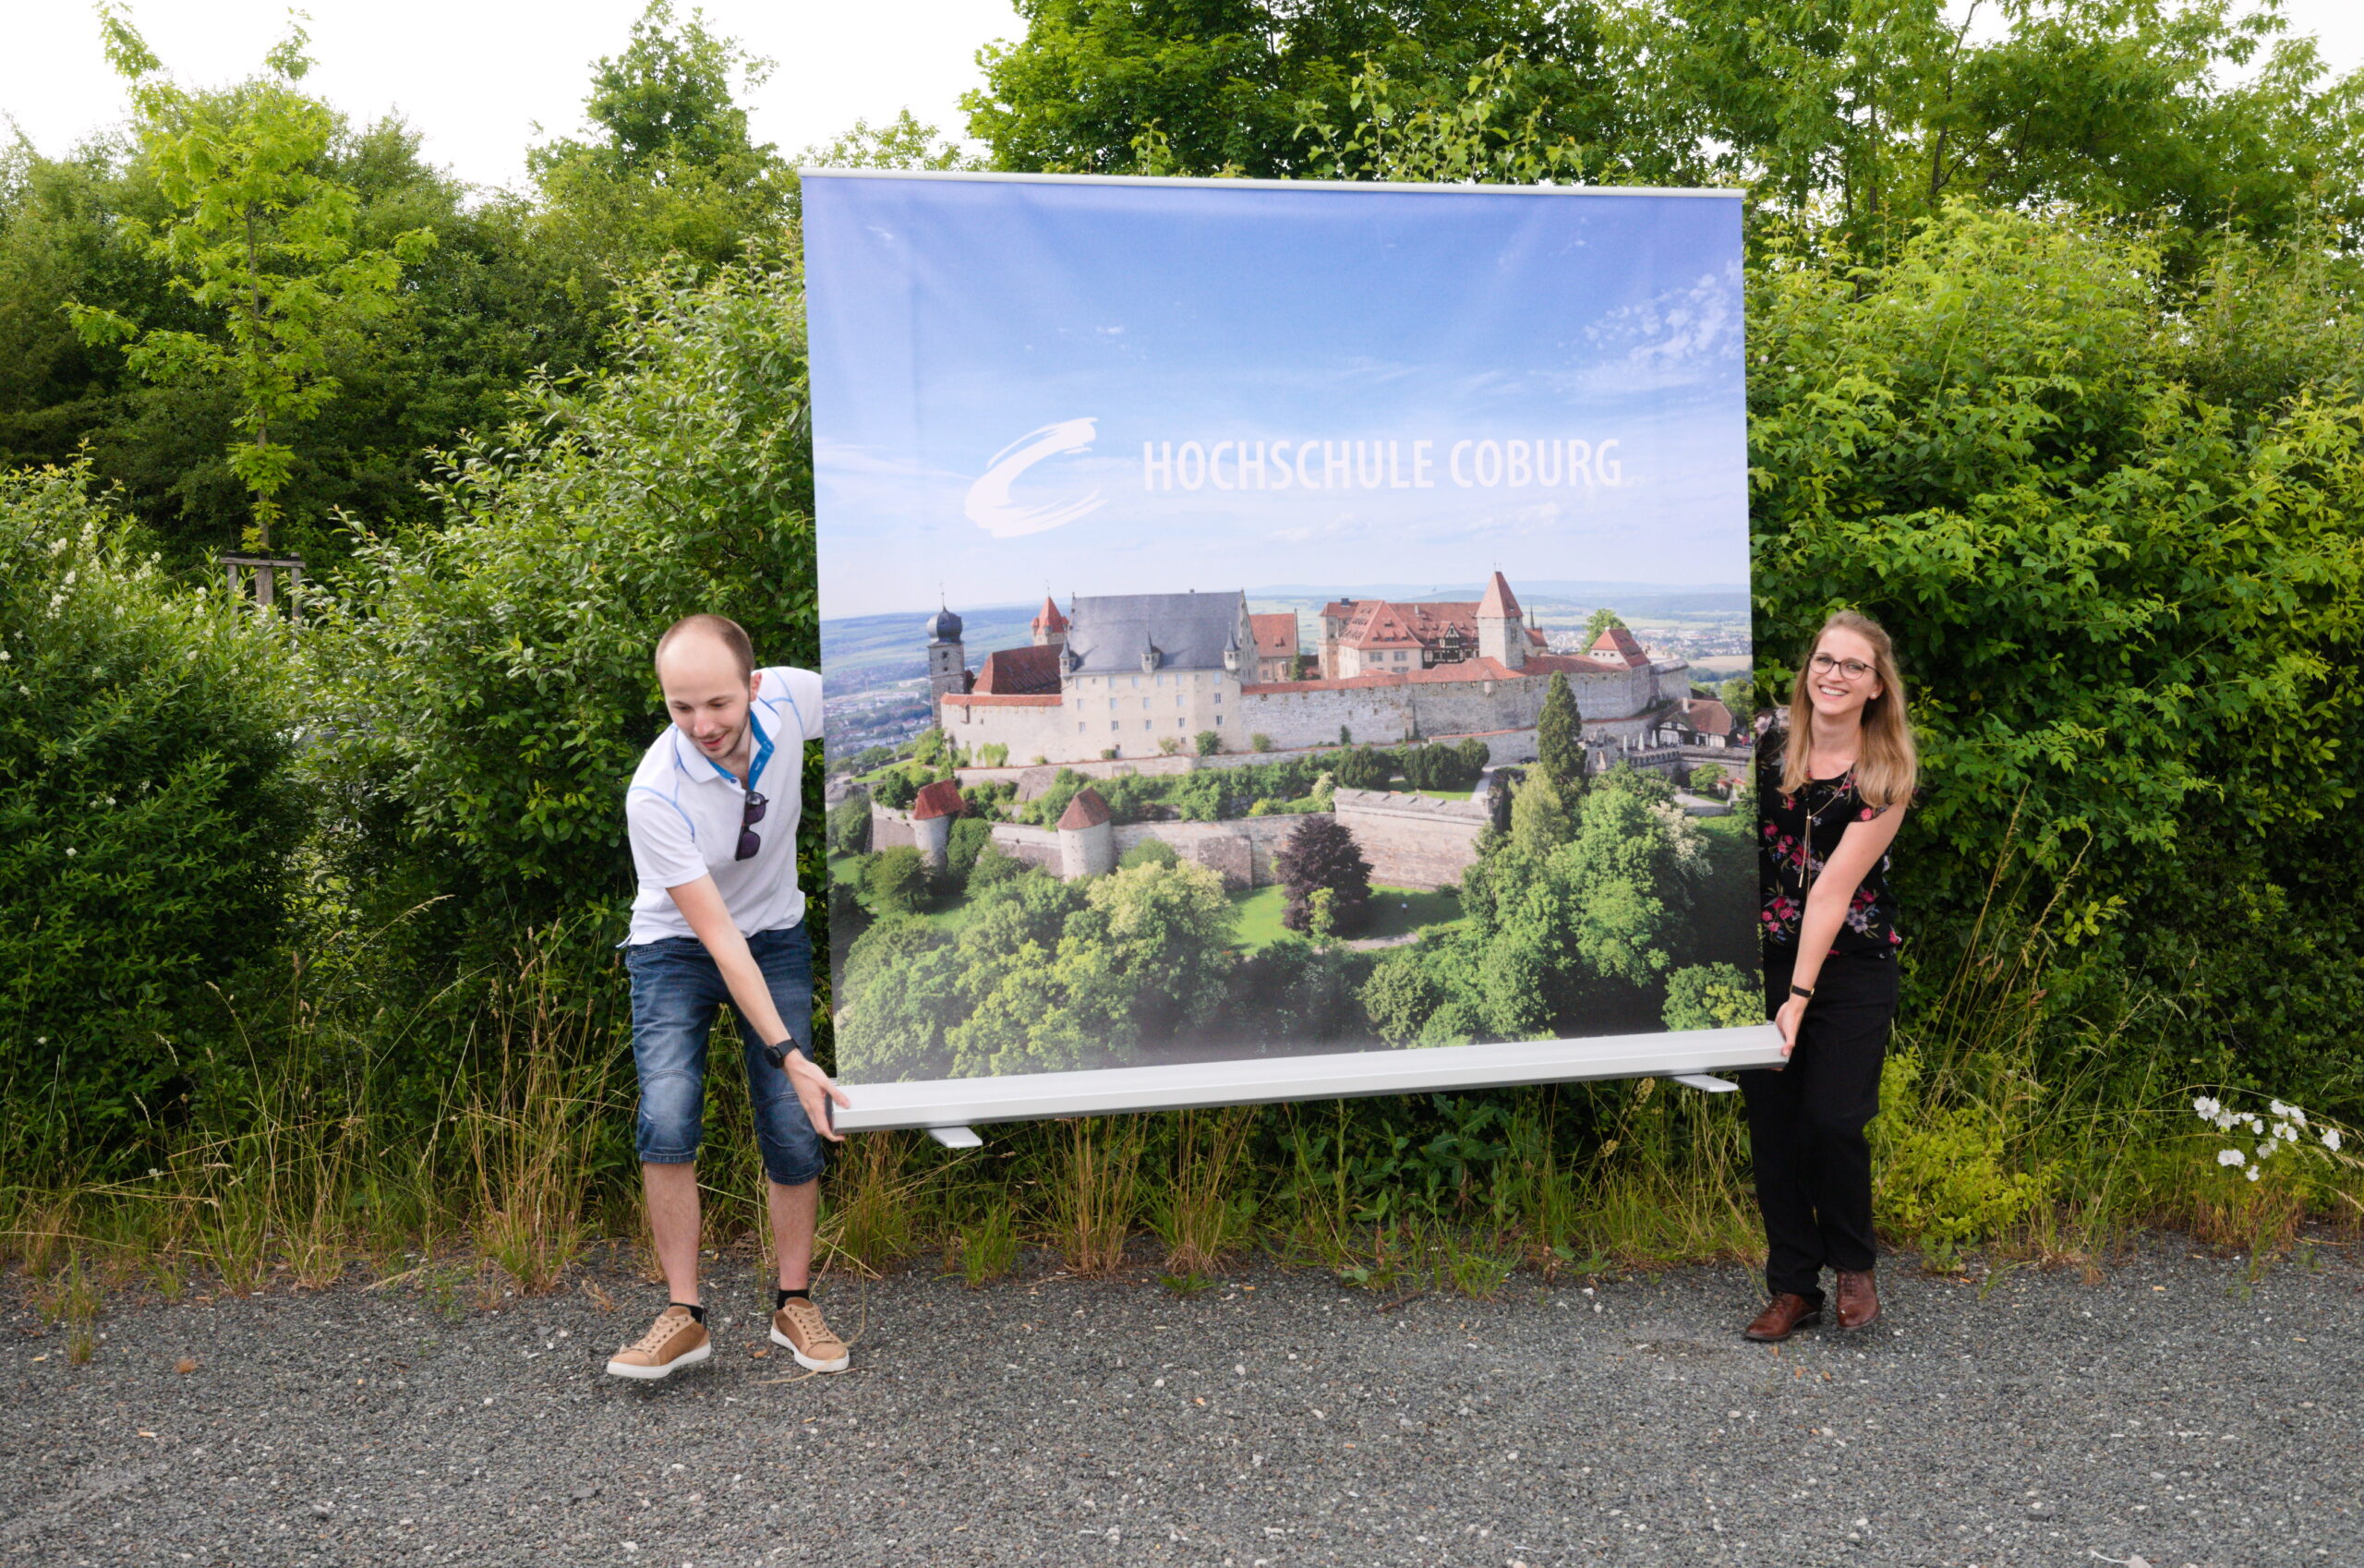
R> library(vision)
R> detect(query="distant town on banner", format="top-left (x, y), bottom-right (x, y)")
top-left (927, 573), bottom-right (1730, 767)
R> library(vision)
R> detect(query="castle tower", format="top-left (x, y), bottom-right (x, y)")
top-left (1056, 787), bottom-right (1116, 880)
top-left (924, 604), bottom-right (968, 717)
top-left (1476, 572), bottom-right (1526, 669)
top-left (910, 779), bottom-right (964, 870)
top-left (1031, 595), bottom-right (1070, 648)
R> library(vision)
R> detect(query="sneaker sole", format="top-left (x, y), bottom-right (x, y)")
top-left (604, 1340), bottom-right (712, 1381)
top-left (770, 1325), bottom-right (850, 1373)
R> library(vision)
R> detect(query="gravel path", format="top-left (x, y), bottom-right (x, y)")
top-left (5, 1241), bottom-right (2360, 1567)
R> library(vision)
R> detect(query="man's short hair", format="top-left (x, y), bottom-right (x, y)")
top-left (656, 614), bottom-right (754, 683)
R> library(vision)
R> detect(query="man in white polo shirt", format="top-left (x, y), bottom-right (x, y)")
top-left (605, 613), bottom-right (854, 1381)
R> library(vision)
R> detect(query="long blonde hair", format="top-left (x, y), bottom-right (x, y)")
top-left (1780, 609), bottom-right (1918, 810)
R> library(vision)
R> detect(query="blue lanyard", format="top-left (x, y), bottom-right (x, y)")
top-left (731, 708), bottom-right (775, 797)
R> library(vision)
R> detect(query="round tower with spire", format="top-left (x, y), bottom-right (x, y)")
top-left (924, 602), bottom-right (969, 718)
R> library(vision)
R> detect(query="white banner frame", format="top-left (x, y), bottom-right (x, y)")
top-left (831, 1024), bottom-right (1784, 1135)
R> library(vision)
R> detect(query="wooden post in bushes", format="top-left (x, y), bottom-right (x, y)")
top-left (220, 553), bottom-right (305, 623)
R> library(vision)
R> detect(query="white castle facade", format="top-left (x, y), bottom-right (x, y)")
top-left (926, 573), bottom-right (1695, 766)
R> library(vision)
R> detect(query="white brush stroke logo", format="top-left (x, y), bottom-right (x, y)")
top-left (964, 417), bottom-right (1104, 537)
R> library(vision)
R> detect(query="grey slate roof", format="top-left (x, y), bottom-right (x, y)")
top-left (1062, 591), bottom-right (1255, 677)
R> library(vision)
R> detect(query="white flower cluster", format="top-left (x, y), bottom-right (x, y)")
top-left (2194, 1094), bottom-right (2344, 1182)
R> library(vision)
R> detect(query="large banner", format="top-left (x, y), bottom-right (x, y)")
top-left (803, 171), bottom-right (1757, 1100)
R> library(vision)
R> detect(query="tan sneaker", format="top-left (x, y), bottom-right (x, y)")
top-left (605, 1305), bottom-right (711, 1381)
top-left (770, 1297), bottom-right (849, 1372)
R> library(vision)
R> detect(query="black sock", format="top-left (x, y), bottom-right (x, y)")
top-left (775, 1287), bottom-right (810, 1310)
top-left (671, 1301), bottom-right (705, 1324)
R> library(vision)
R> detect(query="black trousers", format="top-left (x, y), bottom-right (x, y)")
top-left (1738, 947), bottom-right (1898, 1303)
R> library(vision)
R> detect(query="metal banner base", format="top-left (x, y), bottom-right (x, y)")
top-left (835, 1023), bottom-right (1783, 1138)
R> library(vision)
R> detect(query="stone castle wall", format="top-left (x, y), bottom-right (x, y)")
top-left (870, 805), bottom-right (918, 851)
top-left (1330, 788), bottom-right (1490, 890)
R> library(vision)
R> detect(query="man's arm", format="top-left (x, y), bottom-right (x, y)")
top-left (667, 874), bottom-right (850, 1142)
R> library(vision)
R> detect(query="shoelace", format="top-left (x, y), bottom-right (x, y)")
top-left (628, 1313), bottom-right (690, 1355)
top-left (778, 1300), bottom-right (837, 1346)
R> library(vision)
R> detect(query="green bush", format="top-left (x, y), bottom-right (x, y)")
top-left (1194, 729), bottom-right (1222, 756)
top-left (307, 260), bottom-right (820, 932)
top-left (865, 846), bottom-right (927, 915)
top-left (0, 464), bottom-right (306, 1169)
top-left (825, 790), bottom-right (872, 855)
top-left (1119, 838), bottom-right (1178, 870)
top-left (1660, 964), bottom-right (1759, 1031)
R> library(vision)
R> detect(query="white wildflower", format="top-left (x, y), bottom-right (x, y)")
top-left (2193, 1096), bottom-right (2221, 1119)
top-left (64, 848), bottom-right (75, 857)
top-left (2246, 1166), bottom-right (2261, 1182)
top-left (2274, 1122), bottom-right (2300, 1145)
top-left (2325, 1128), bottom-right (2344, 1152)
top-left (2218, 1148), bottom-right (2245, 1167)
top-left (2249, 1116), bottom-right (2265, 1135)
top-left (0, 649), bottom-right (10, 661)
top-left (2213, 1110), bottom-right (2242, 1131)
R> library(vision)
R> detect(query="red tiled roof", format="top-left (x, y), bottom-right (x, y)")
top-left (911, 780), bottom-right (965, 820)
top-left (1526, 652), bottom-right (1628, 677)
top-left (973, 642), bottom-right (1064, 694)
top-left (1477, 572), bottom-right (1522, 621)
top-left (942, 693), bottom-right (1061, 708)
top-left (1031, 595), bottom-right (1068, 635)
top-left (1686, 698), bottom-right (1735, 737)
top-left (1056, 788), bottom-right (1111, 829)
top-left (1333, 595), bottom-right (1544, 653)
top-left (1590, 623), bottom-right (1650, 668)
top-left (1250, 613), bottom-right (1299, 659)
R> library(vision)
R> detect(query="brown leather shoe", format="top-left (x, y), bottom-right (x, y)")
top-left (1742, 1292), bottom-right (1822, 1342)
top-left (1834, 1269), bottom-right (1880, 1330)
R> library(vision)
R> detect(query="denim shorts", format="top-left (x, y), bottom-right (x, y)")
top-left (624, 923), bottom-right (826, 1187)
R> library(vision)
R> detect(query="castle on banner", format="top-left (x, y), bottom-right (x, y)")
top-left (925, 573), bottom-right (1693, 764)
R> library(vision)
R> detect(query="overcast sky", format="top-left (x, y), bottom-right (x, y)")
top-left (5, 1), bottom-right (2360, 196)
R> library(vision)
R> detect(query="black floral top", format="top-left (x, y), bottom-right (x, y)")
top-left (1757, 729), bottom-right (1903, 959)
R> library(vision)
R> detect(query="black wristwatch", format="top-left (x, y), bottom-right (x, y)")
top-left (762, 1039), bottom-right (795, 1069)
top-left (1788, 983), bottom-right (1815, 1001)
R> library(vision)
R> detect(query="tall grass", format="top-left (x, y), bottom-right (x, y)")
top-left (7, 847), bottom-right (2359, 1335)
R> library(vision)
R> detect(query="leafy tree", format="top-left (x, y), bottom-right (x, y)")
top-left (1582, 608), bottom-right (1625, 643)
top-left (1119, 838), bottom-right (1179, 870)
top-left (871, 771), bottom-right (920, 810)
top-left (1194, 729), bottom-right (1223, 756)
top-left (942, 816), bottom-right (994, 891)
top-left (305, 259), bottom-right (817, 958)
top-left (1716, 674), bottom-right (1755, 730)
top-left (1508, 769), bottom-right (1572, 857)
top-left (1536, 671), bottom-right (1585, 797)
top-left (825, 789), bottom-right (872, 855)
top-left (528, 0), bottom-right (793, 277)
top-left (1661, 963), bottom-right (1760, 1031)
top-left (0, 463), bottom-right (306, 1169)
top-left (1276, 813), bottom-right (1371, 935)
top-left (865, 846), bottom-right (928, 915)
top-left (66, 11), bottom-right (435, 552)
top-left (801, 110), bottom-right (977, 172)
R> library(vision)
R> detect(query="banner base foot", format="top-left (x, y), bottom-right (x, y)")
top-left (927, 1125), bottom-right (983, 1149)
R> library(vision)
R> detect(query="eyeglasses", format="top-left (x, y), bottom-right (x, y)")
top-left (735, 790), bottom-right (767, 861)
top-left (1809, 653), bottom-right (1874, 681)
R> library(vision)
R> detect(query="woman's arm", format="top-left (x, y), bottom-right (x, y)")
top-left (669, 874), bottom-right (850, 1141)
top-left (1774, 805), bottom-right (1907, 1054)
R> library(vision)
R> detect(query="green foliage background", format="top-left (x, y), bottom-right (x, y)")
top-left (5, 0), bottom-right (2364, 1272)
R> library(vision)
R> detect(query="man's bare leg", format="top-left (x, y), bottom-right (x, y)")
top-left (766, 1177), bottom-right (818, 1292)
top-left (644, 1160), bottom-right (703, 1306)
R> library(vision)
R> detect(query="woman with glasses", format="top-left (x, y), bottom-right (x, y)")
top-left (1739, 609), bottom-right (1918, 1343)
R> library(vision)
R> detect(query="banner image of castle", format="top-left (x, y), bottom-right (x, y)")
top-left (804, 171), bottom-right (1758, 1088)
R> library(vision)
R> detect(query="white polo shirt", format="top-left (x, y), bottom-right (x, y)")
top-left (624, 665), bottom-right (824, 945)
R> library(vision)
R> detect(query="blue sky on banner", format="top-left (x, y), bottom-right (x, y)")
top-left (803, 176), bottom-right (1746, 620)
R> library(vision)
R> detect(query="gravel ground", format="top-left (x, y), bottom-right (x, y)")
top-left (4, 1240), bottom-right (2360, 1568)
